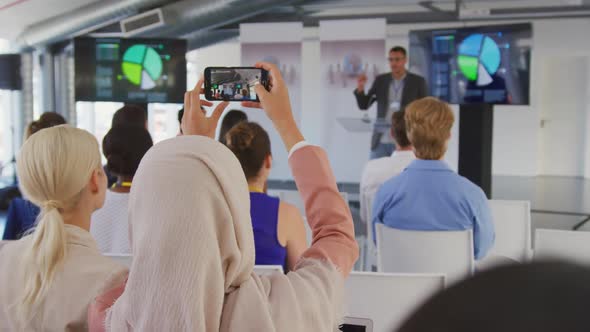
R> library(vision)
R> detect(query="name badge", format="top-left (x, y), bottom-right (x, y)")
top-left (390, 101), bottom-right (401, 111)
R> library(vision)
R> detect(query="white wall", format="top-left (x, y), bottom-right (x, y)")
top-left (189, 18), bottom-right (590, 181)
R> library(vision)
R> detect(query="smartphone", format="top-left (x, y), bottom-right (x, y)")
top-left (339, 317), bottom-right (373, 332)
top-left (204, 67), bottom-right (269, 102)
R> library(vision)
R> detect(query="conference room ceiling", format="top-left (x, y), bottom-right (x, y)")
top-left (0, 0), bottom-right (589, 48)
top-left (0, 0), bottom-right (101, 40)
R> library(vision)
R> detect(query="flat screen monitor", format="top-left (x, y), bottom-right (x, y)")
top-left (74, 37), bottom-right (187, 103)
top-left (409, 23), bottom-right (532, 105)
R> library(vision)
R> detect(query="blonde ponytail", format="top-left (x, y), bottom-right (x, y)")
top-left (14, 125), bottom-right (101, 325)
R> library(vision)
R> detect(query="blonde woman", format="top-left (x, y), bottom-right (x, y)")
top-left (0, 126), bottom-right (128, 330)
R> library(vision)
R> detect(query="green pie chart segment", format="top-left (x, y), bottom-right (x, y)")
top-left (457, 55), bottom-right (478, 81)
top-left (121, 44), bottom-right (164, 90)
top-left (122, 62), bottom-right (142, 85)
top-left (144, 48), bottom-right (163, 81)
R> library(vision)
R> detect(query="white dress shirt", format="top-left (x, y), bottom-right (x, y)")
top-left (360, 150), bottom-right (416, 224)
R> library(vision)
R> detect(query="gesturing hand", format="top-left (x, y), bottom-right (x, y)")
top-left (182, 78), bottom-right (229, 138)
top-left (357, 73), bottom-right (367, 92)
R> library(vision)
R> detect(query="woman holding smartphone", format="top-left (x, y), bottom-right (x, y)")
top-left (89, 63), bottom-right (358, 331)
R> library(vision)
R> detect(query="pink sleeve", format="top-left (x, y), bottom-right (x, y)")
top-left (88, 281), bottom-right (127, 332)
top-left (289, 146), bottom-right (359, 276)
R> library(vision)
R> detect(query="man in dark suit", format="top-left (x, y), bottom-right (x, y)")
top-left (354, 46), bottom-right (428, 159)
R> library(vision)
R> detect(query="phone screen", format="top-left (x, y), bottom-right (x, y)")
top-left (205, 67), bottom-right (267, 102)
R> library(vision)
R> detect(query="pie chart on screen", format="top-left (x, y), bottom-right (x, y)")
top-left (457, 34), bottom-right (501, 87)
top-left (121, 45), bottom-right (163, 90)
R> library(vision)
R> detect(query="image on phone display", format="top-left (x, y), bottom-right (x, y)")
top-left (205, 67), bottom-right (267, 102)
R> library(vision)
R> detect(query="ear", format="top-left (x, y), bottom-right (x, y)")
top-left (265, 155), bottom-right (272, 170)
top-left (88, 168), bottom-right (102, 194)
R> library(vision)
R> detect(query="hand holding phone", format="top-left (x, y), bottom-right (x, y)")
top-left (182, 78), bottom-right (228, 138)
top-left (204, 67), bottom-right (269, 102)
top-left (242, 62), bottom-right (304, 153)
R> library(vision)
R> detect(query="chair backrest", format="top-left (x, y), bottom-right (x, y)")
top-left (376, 224), bottom-right (474, 286)
top-left (345, 271), bottom-right (444, 332)
top-left (534, 229), bottom-right (590, 265)
top-left (106, 253), bottom-right (132, 268)
top-left (253, 265), bottom-right (284, 276)
top-left (488, 200), bottom-right (532, 262)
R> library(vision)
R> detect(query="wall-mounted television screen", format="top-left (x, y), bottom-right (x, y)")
top-left (409, 23), bottom-right (532, 105)
top-left (74, 37), bottom-right (187, 103)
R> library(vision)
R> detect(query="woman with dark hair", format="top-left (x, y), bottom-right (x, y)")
top-left (111, 105), bottom-right (147, 128)
top-left (23, 112), bottom-right (67, 140)
top-left (3, 112), bottom-right (67, 240)
top-left (226, 122), bottom-right (307, 271)
top-left (90, 125), bottom-right (153, 253)
top-left (218, 109), bottom-right (248, 145)
top-left (397, 261), bottom-right (590, 332)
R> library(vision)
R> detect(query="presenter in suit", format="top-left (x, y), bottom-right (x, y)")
top-left (354, 46), bottom-right (428, 159)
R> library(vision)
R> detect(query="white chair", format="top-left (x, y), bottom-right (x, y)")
top-left (376, 224), bottom-right (474, 286)
top-left (253, 265), bottom-right (284, 276)
top-left (106, 253), bottom-right (132, 268)
top-left (345, 271), bottom-right (444, 332)
top-left (487, 200), bottom-right (532, 262)
top-left (534, 229), bottom-right (590, 265)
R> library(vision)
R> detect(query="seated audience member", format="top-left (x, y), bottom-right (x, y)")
top-left (23, 112), bottom-right (67, 139)
top-left (360, 111), bottom-right (414, 225)
top-left (397, 261), bottom-right (590, 332)
top-left (3, 112), bottom-right (66, 240)
top-left (226, 122), bottom-right (307, 270)
top-left (90, 126), bottom-right (153, 254)
top-left (372, 97), bottom-right (494, 260)
top-left (0, 126), bottom-right (127, 330)
top-left (111, 104), bottom-right (147, 128)
top-left (88, 63), bottom-right (358, 332)
top-left (234, 91), bottom-right (244, 99)
top-left (218, 109), bottom-right (248, 145)
top-left (242, 88), bottom-right (251, 100)
top-left (107, 105), bottom-right (149, 186)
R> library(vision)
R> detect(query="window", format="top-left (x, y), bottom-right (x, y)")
top-left (148, 103), bottom-right (182, 144)
top-left (76, 101), bottom-right (123, 163)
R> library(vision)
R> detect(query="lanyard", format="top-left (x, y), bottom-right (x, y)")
top-left (112, 181), bottom-right (132, 189)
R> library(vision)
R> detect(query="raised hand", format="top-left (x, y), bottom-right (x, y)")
top-left (182, 78), bottom-right (229, 138)
top-left (357, 73), bottom-right (367, 93)
top-left (241, 62), bottom-right (304, 152)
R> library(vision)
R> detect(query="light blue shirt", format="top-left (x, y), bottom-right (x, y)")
top-left (372, 159), bottom-right (495, 260)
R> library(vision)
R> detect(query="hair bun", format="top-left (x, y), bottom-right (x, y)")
top-left (226, 126), bottom-right (255, 151)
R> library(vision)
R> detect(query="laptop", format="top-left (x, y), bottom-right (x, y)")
top-left (340, 317), bottom-right (374, 332)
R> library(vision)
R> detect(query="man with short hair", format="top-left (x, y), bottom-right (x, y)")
top-left (359, 111), bottom-right (415, 225)
top-left (354, 46), bottom-right (428, 159)
top-left (372, 97), bottom-right (495, 260)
